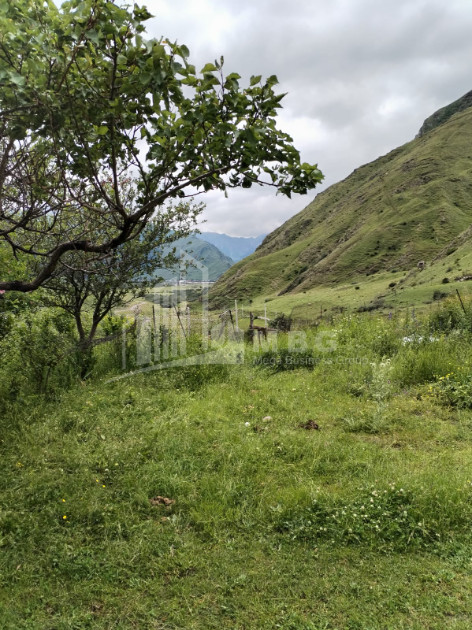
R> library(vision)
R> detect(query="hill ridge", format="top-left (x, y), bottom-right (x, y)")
top-left (417, 89), bottom-right (472, 137)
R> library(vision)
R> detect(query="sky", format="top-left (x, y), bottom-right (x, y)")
top-left (135, 0), bottom-right (472, 236)
top-left (83, 0), bottom-right (469, 236)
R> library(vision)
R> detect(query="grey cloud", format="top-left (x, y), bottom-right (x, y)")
top-left (140, 0), bottom-right (472, 235)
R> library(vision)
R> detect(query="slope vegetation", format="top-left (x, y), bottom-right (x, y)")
top-left (210, 99), bottom-right (472, 308)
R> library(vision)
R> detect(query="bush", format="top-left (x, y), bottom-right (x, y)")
top-left (101, 313), bottom-right (128, 336)
top-left (269, 313), bottom-right (292, 332)
top-left (0, 309), bottom-right (78, 406)
top-left (432, 370), bottom-right (472, 408)
top-left (357, 298), bottom-right (384, 312)
top-left (428, 297), bottom-right (472, 333)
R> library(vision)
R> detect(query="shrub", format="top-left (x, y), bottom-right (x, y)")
top-left (336, 314), bottom-right (399, 359)
top-left (357, 298), bottom-right (384, 312)
top-left (269, 313), bottom-right (292, 332)
top-left (428, 297), bottom-right (471, 333)
top-left (432, 370), bottom-right (472, 408)
top-left (0, 309), bottom-right (78, 405)
top-left (370, 327), bottom-right (400, 358)
top-left (101, 313), bottom-right (128, 336)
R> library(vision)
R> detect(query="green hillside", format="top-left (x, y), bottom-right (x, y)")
top-left (210, 94), bottom-right (472, 311)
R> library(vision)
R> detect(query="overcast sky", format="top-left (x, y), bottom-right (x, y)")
top-left (137, 0), bottom-right (472, 236)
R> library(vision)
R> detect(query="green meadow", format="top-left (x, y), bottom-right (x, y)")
top-left (2, 299), bottom-right (472, 628)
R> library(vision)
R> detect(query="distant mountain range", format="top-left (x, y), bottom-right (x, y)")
top-left (199, 232), bottom-right (266, 262)
top-left (210, 89), bottom-right (472, 308)
top-left (152, 235), bottom-right (234, 283)
top-left (150, 232), bottom-right (266, 284)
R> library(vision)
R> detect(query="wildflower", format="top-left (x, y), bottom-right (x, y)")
top-left (63, 515), bottom-right (67, 520)
top-left (62, 499), bottom-right (66, 503)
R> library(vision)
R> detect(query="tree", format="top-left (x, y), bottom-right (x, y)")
top-left (41, 200), bottom-right (203, 346)
top-left (0, 0), bottom-right (323, 293)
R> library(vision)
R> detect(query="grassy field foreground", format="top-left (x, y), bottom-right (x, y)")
top-left (1, 311), bottom-right (472, 628)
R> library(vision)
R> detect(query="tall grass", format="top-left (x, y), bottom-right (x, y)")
top-left (2, 300), bottom-right (472, 627)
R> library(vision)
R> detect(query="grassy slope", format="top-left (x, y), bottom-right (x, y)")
top-left (240, 233), bottom-right (472, 325)
top-left (2, 318), bottom-right (472, 628)
top-left (210, 107), bottom-right (472, 310)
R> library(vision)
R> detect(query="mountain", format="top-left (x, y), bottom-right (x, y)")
top-left (152, 235), bottom-right (234, 283)
top-left (209, 91), bottom-right (472, 308)
top-left (199, 232), bottom-right (266, 262)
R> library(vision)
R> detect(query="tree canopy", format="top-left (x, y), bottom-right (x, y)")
top-left (0, 0), bottom-right (323, 293)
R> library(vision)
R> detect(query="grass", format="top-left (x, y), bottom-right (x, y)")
top-left (2, 311), bottom-right (472, 628)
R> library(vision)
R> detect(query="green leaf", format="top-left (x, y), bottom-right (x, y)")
top-left (87, 30), bottom-right (99, 45)
top-left (8, 72), bottom-right (25, 87)
top-left (201, 62), bottom-right (217, 73)
top-left (152, 44), bottom-right (165, 60)
top-left (250, 75), bottom-right (262, 86)
top-left (97, 126), bottom-right (109, 135)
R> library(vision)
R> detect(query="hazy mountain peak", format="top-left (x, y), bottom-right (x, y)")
top-left (199, 232), bottom-right (266, 262)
